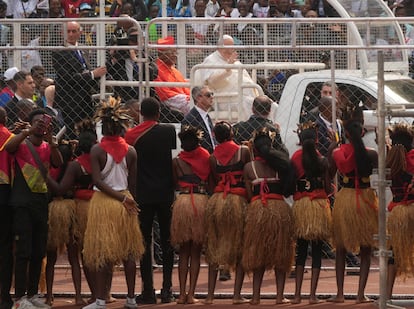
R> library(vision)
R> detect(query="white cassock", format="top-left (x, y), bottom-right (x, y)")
top-left (194, 51), bottom-right (277, 122)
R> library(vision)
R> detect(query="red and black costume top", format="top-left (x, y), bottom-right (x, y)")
top-left (250, 157), bottom-right (284, 205)
top-left (177, 146), bottom-right (210, 194)
top-left (213, 141), bottom-right (246, 199)
top-left (388, 149), bottom-right (414, 211)
top-left (332, 143), bottom-right (371, 189)
top-left (73, 153), bottom-right (94, 201)
top-left (291, 149), bottom-right (327, 201)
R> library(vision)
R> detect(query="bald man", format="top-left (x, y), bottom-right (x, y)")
top-left (52, 21), bottom-right (106, 138)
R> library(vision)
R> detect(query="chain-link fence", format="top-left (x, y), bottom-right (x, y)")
top-left (0, 16), bottom-right (413, 144)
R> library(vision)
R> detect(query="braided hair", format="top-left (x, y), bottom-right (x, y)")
top-left (179, 125), bottom-right (202, 152)
top-left (75, 118), bottom-right (97, 154)
top-left (341, 103), bottom-right (372, 177)
top-left (297, 121), bottom-right (324, 179)
top-left (386, 123), bottom-right (414, 178)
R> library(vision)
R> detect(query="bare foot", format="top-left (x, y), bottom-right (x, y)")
top-left (186, 296), bottom-right (199, 304)
top-left (308, 297), bottom-right (322, 305)
top-left (356, 296), bottom-right (373, 304)
top-left (75, 297), bottom-right (87, 306)
top-left (276, 298), bottom-right (290, 304)
top-left (291, 297), bottom-right (301, 304)
top-left (106, 296), bottom-right (116, 303)
top-left (203, 297), bottom-right (214, 305)
top-left (250, 299), bottom-right (260, 305)
top-left (45, 297), bottom-right (53, 306)
top-left (232, 297), bottom-right (249, 305)
top-left (176, 295), bottom-right (186, 304)
top-left (326, 296), bottom-right (344, 303)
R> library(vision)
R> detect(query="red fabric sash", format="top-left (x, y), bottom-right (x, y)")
top-left (214, 171), bottom-right (246, 198)
top-left (388, 200), bottom-right (414, 212)
top-left (178, 181), bottom-right (199, 216)
top-left (125, 121), bottom-right (158, 145)
top-left (332, 143), bottom-right (355, 174)
top-left (0, 125), bottom-right (12, 151)
top-left (179, 146), bottom-right (211, 181)
top-left (213, 141), bottom-right (240, 166)
top-left (76, 153), bottom-right (91, 174)
top-left (74, 189), bottom-right (94, 200)
top-left (99, 136), bottom-right (129, 163)
top-left (251, 178), bottom-right (283, 206)
top-left (293, 189), bottom-right (328, 201)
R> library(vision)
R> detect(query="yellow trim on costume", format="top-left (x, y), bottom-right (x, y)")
top-left (0, 133), bottom-right (14, 151)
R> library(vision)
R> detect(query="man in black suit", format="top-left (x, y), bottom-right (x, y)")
top-left (182, 85), bottom-right (215, 153)
top-left (5, 71), bottom-right (36, 128)
top-left (52, 21), bottom-right (106, 137)
top-left (125, 97), bottom-right (176, 304)
top-left (233, 95), bottom-right (288, 155)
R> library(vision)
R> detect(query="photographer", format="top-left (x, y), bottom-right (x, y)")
top-left (107, 26), bottom-right (157, 102)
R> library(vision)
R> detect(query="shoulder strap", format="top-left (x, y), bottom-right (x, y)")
top-left (26, 139), bottom-right (48, 182)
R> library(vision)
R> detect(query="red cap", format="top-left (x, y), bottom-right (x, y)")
top-left (157, 36), bottom-right (175, 50)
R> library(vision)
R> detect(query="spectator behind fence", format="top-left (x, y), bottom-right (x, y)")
top-left (0, 67), bottom-right (19, 107)
top-left (182, 86), bottom-right (216, 154)
top-left (194, 35), bottom-right (274, 122)
top-left (154, 36), bottom-right (191, 117)
top-left (21, 27), bottom-right (47, 72)
top-left (0, 0), bottom-right (11, 71)
top-left (233, 95), bottom-right (288, 154)
top-left (5, 71), bottom-right (36, 127)
top-left (6, 0), bottom-right (38, 18)
top-left (52, 21), bottom-right (107, 138)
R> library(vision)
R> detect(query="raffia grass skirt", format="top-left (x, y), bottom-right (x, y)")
top-left (170, 193), bottom-right (208, 246)
top-left (204, 192), bottom-right (247, 268)
top-left (242, 199), bottom-right (294, 272)
top-left (292, 197), bottom-right (332, 241)
top-left (73, 199), bottom-right (90, 248)
top-left (83, 191), bottom-right (145, 271)
top-left (387, 203), bottom-right (414, 277)
top-left (47, 198), bottom-right (76, 253)
top-left (332, 187), bottom-right (378, 253)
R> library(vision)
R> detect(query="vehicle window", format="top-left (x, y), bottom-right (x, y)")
top-left (300, 82), bottom-right (376, 123)
top-left (385, 79), bottom-right (414, 103)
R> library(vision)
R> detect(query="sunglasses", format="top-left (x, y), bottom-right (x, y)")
top-left (201, 92), bottom-right (214, 98)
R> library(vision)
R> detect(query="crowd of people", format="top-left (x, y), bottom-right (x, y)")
top-left (0, 69), bottom-right (413, 309)
top-left (0, 0), bottom-right (413, 308)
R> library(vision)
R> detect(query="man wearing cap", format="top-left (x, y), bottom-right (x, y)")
top-left (0, 67), bottom-right (18, 107)
top-left (52, 21), bottom-right (106, 137)
top-left (154, 36), bottom-right (191, 116)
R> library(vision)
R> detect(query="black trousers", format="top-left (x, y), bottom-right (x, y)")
top-left (0, 185), bottom-right (12, 304)
top-left (139, 202), bottom-right (174, 293)
top-left (13, 193), bottom-right (48, 298)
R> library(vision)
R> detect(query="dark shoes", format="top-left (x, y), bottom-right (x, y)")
top-left (160, 289), bottom-right (175, 303)
top-left (136, 290), bottom-right (157, 304)
top-left (219, 269), bottom-right (231, 281)
top-left (0, 300), bottom-right (13, 309)
top-left (346, 255), bottom-right (361, 268)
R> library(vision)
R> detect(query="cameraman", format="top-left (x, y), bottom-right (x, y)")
top-left (107, 27), bottom-right (157, 102)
